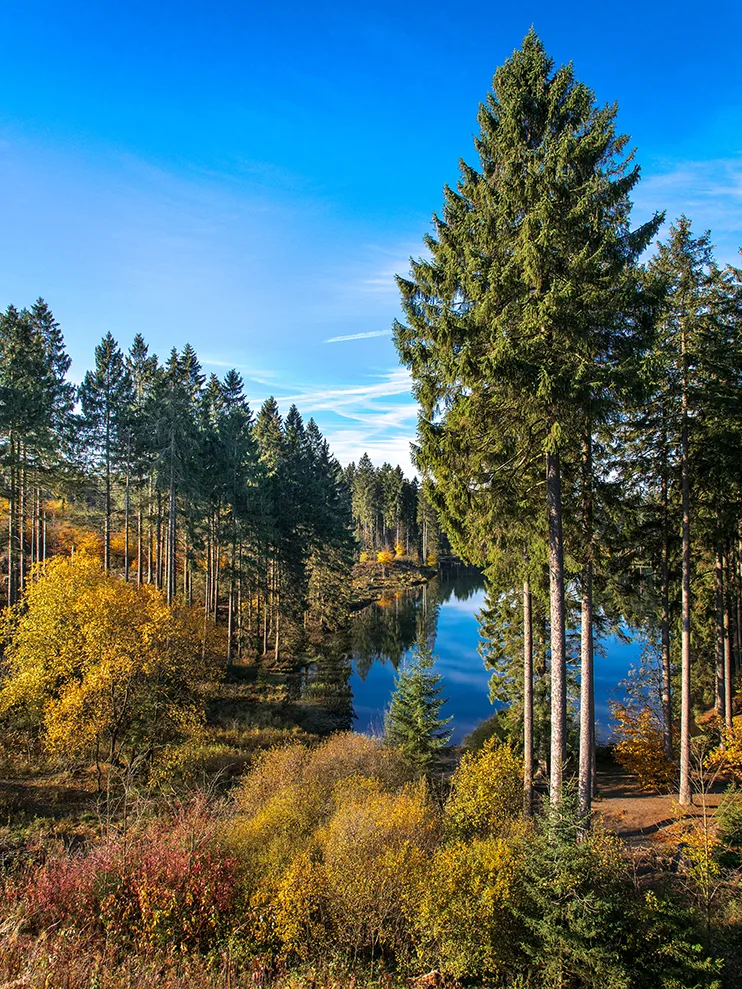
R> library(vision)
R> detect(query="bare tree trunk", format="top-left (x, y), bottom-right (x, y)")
top-left (137, 503), bottom-right (143, 587)
top-left (579, 429), bottom-right (594, 824)
top-left (167, 471), bottom-right (176, 605)
top-left (19, 449), bottom-right (26, 594)
top-left (523, 579), bottom-right (533, 816)
top-left (547, 446), bottom-right (567, 804)
top-left (124, 435), bottom-right (131, 582)
top-left (661, 435), bottom-right (673, 759)
top-left (715, 545), bottom-right (725, 717)
top-left (104, 436), bottom-right (111, 572)
top-left (147, 477), bottom-right (153, 584)
top-left (724, 550), bottom-right (734, 731)
top-left (678, 333), bottom-right (692, 807)
top-left (7, 435), bottom-right (15, 606)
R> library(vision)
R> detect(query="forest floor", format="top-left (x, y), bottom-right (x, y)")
top-left (593, 761), bottom-right (725, 846)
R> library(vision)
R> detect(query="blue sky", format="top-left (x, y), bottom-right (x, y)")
top-left (1, 1), bottom-right (740, 473)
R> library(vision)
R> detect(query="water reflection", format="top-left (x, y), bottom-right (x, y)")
top-left (348, 569), bottom-right (492, 741)
top-left (299, 567), bottom-right (648, 744)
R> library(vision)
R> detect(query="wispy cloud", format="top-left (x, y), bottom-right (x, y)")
top-left (636, 155), bottom-right (742, 263)
top-left (324, 329), bottom-right (392, 343)
top-left (242, 367), bottom-right (418, 473)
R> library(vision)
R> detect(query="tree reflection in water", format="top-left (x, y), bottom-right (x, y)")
top-left (299, 568), bottom-right (486, 737)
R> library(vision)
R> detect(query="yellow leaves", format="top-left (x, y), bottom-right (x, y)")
top-left (444, 738), bottom-right (523, 840)
top-left (707, 715), bottom-right (742, 782)
top-left (0, 553), bottom-right (220, 766)
top-left (416, 836), bottom-right (524, 978)
top-left (376, 549), bottom-right (394, 565)
top-left (611, 703), bottom-right (676, 790)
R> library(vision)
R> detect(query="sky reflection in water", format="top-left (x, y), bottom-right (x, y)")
top-left (349, 571), bottom-right (643, 744)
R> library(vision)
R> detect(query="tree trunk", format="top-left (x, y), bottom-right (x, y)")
top-left (715, 545), bottom-right (725, 718)
top-left (724, 550), bottom-right (734, 731)
top-left (124, 435), bottom-right (131, 582)
top-left (678, 333), bottom-right (692, 807)
top-left (19, 449), bottom-right (26, 594)
top-left (104, 429), bottom-right (111, 572)
top-left (7, 435), bottom-right (15, 606)
top-left (137, 504), bottom-right (143, 587)
top-left (546, 446), bottom-right (567, 804)
top-left (523, 579), bottom-right (533, 816)
top-left (579, 429), bottom-right (594, 824)
top-left (167, 471), bottom-right (176, 605)
top-left (660, 434), bottom-right (673, 759)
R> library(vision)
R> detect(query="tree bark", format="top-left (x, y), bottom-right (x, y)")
top-left (724, 550), bottom-right (734, 731)
top-left (523, 579), bottom-right (533, 816)
top-left (547, 446), bottom-right (567, 803)
top-left (678, 328), bottom-right (692, 807)
top-left (660, 431), bottom-right (673, 759)
top-left (579, 429), bottom-right (594, 824)
top-left (715, 545), bottom-right (725, 718)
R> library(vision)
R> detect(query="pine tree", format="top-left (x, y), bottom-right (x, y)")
top-left (394, 30), bottom-right (659, 804)
top-left (385, 640), bottom-right (452, 775)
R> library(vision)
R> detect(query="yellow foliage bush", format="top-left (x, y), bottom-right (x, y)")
top-left (708, 715), bottom-right (742, 781)
top-left (394, 542), bottom-right (405, 558)
top-left (225, 735), bottom-right (423, 959)
top-left (376, 549), bottom-right (394, 565)
top-left (444, 739), bottom-right (523, 840)
top-left (416, 835), bottom-right (524, 978)
top-left (359, 551), bottom-right (370, 563)
top-left (274, 850), bottom-right (329, 959)
top-left (318, 779), bottom-right (437, 957)
top-left (225, 734), bottom-right (411, 905)
top-left (0, 554), bottom-right (220, 769)
top-left (611, 704), bottom-right (676, 790)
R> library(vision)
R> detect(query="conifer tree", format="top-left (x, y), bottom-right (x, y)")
top-left (394, 30), bottom-right (659, 804)
top-left (385, 640), bottom-right (452, 775)
top-left (79, 333), bottom-right (134, 571)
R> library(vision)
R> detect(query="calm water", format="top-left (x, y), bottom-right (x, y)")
top-left (345, 569), bottom-right (643, 744)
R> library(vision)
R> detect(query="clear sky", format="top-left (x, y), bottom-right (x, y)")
top-left (1, 1), bottom-right (740, 473)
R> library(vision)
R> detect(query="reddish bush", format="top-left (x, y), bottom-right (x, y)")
top-left (22, 804), bottom-right (240, 951)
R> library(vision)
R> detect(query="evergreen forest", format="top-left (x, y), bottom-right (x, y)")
top-left (1, 29), bottom-right (742, 989)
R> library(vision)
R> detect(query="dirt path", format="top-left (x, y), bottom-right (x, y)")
top-left (593, 766), bottom-right (724, 845)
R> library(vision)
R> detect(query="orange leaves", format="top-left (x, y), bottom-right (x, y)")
top-left (611, 703), bottom-right (676, 791)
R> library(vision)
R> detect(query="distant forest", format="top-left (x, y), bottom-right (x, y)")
top-left (0, 301), bottom-right (433, 661)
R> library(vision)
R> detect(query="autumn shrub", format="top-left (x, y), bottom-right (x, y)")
top-left (708, 715), bottom-right (742, 782)
top-left (317, 778), bottom-right (437, 960)
top-left (225, 733), bottom-right (411, 948)
top-left (416, 833), bottom-right (525, 978)
top-left (611, 703), bottom-right (676, 790)
top-left (376, 549), bottom-right (394, 565)
top-left (0, 554), bottom-right (223, 773)
top-left (444, 738), bottom-right (522, 840)
top-left (394, 542), bottom-right (405, 558)
top-left (21, 802), bottom-right (239, 951)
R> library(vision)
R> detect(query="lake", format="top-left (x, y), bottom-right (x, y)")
top-left (346, 568), bottom-right (644, 744)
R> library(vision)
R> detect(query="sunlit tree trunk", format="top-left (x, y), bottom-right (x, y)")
top-left (679, 325), bottom-right (692, 806)
top-left (523, 579), bottom-right (533, 816)
top-left (547, 446), bottom-right (567, 803)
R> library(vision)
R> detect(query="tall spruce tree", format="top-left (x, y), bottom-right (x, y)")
top-left (79, 333), bottom-right (134, 572)
top-left (394, 30), bottom-right (659, 804)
